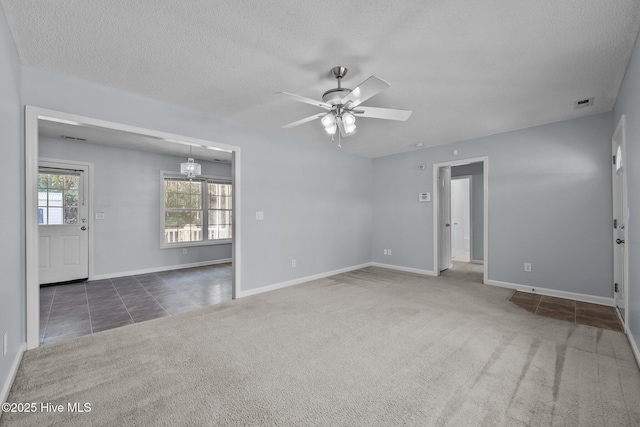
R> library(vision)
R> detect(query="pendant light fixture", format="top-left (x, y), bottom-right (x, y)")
top-left (180, 146), bottom-right (201, 180)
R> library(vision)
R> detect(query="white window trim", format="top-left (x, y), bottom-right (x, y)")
top-left (160, 170), bottom-right (232, 249)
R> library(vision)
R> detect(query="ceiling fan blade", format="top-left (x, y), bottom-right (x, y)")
top-left (275, 92), bottom-right (332, 110)
top-left (340, 76), bottom-right (390, 108)
top-left (282, 113), bottom-right (326, 129)
top-left (352, 106), bottom-right (413, 121)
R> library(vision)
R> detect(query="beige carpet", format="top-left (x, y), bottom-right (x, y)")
top-left (3, 264), bottom-right (640, 426)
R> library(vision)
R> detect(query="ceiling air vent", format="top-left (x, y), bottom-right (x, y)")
top-left (574, 97), bottom-right (594, 109)
top-left (60, 135), bottom-right (86, 141)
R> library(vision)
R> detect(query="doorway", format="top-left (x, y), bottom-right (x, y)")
top-left (25, 106), bottom-right (242, 349)
top-left (612, 115), bottom-right (628, 328)
top-left (433, 157), bottom-right (488, 283)
top-left (38, 160), bottom-right (92, 285)
top-left (451, 176), bottom-right (471, 263)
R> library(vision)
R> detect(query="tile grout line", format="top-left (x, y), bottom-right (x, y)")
top-left (41, 285), bottom-right (57, 344)
top-left (134, 276), bottom-right (171, 317)
top-left (111, 280), bottom-right (137, 324)
top-left (84, 282), bottom-right (94, 334)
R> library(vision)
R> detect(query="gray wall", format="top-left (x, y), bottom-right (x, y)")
top-left (614, 34), bottom-right (640, 348)
top-left (451, 162), bottom-right (484, 261)
top-left (22, 66), bottom-right (373, 292)
top-left (39, 137), bottom-right (232, 276)
top-left (372, 112), bottom-right (614, 297)
top-left (0, 5), bottom-right (24, 399)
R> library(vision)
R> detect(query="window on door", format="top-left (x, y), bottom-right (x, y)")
top-left (38, 172), bottom-right (80, 225)
top-left (162, 175), bottom-right (232, 247)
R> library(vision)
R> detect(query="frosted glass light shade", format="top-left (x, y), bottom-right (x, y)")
top-left (180, 158), bottom-right (201, 178)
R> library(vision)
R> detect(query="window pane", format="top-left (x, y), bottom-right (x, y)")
top-left (164, 210), bottom-right (202, 243)
top-left (38, 174), bottom-right (48, 190)
top-left (48, 175), bottom-right (64, 190)
top-left (64, 208), bottom-right (78, 224)
top-left (64, 176), bottom-right (79, 190)
top-left (47, 207), bottom-right (64, 225)
top-left (190, 194), bottom-right (202, 209)
top-left (64, 190), bottom-right (78, 207)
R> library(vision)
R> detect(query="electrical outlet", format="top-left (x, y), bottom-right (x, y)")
top-left (3, 332), bottom-right (7, 356)
top-left (183, 248), bottom-right (188, 255)
top-left (291, 259), bottom-right (296, 268)
top-left (524, 263), bottom-right (532, 272)
top-left (388, 249), bottom-right (392, 256)
top-left (383, 249), bottom-right (388, 255)
top-left (256, 211), bottom-right (264, 220)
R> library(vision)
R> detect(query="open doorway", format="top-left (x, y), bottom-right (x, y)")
top-left (433, 157), bottom-right (488, 283)
top-left (25, 106), bottom-right (242, 349)
top-left (451, 176), bottom-right (471, 263)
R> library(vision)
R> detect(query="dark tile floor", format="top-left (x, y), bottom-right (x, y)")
top-left (509, 291), bottom-right (623, 332)
top-left (40, 263), bottom-right (232, 345)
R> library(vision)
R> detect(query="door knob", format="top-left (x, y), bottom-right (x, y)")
top-left (616, 238), bottom-right (625, 244)
top-left (81, 226), bottom-right (87, 231)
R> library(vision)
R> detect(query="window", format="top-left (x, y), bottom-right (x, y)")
top-left (162, 174), bottom-right (232, 247)
top-left (38, 171), bottom-right (80, 225)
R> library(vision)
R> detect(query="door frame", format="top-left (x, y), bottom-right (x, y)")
top-left (612, 115), bottom-right (629, 331)
top-left (25, 106), bottom-right (242, 349)
top-left (433, 156), bottom-right (488, 284)
top-left (38, 158), bottom-right (95, 284)
top-left (450, 175), bottom-right (473, 260)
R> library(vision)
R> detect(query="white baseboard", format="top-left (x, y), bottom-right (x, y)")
top-left (370, 262), bottom-right (437, 277)
top-left (237, 263), bottom-right (371, 298)
top-left (1, 343), bottom-right (25, 410)
top-left (471, 259), bottom-right (484, 265)
top-left (93, 258), bottom-right (232, 280)
top-left (486, 279), bottom-right (614, 306)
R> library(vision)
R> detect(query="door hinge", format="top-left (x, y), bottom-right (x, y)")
top-left (613, 155), bottom-right (616, 165)
top-left (614, 219), bottom-right (618, 229)
top-left (615, 283), bottom-right (619, 293)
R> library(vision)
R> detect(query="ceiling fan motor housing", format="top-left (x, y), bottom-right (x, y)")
top-left (322, 88), bottom-right (351, 106)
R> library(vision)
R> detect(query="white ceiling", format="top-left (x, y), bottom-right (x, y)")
top-left (3, 1), bottom-right (640, 158)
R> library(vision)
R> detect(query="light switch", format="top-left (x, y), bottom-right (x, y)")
top-left (256, 211), bottom-right (264, 220)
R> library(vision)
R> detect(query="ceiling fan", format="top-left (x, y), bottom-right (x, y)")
top-left (276, 66), bottom-right (412, 142)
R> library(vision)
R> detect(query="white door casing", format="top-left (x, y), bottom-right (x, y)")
top-left (433, 156), bottom-right (488, 284)
top-left (438, 166), bottom-right (452, 272)
top-left (38, 161), bottom-right (90, 284)
top-left (612, 115), bottom-right (628, 325)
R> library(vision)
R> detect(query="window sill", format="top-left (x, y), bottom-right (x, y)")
top-left (160, 239), bottom-right (232, 249)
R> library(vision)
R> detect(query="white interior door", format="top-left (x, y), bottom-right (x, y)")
top-left (451, 177), bottom-right (471, 258)
top-left (612, 116), bottom-right (628, 322)
top-left (38, 166), bottom-right (89, 285)
top-left (438, 166), bottom-right (452, 272)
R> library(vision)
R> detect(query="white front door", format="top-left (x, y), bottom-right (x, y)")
top-left (38, 165), bottom-right (89, 284)
top-left (612, 116), bottom-right (628, 322)
top-left (438, 166), bottom-right (452, 272)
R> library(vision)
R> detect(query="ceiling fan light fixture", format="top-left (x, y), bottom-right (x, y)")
top-left (321, 114), bottom-right (335, 128)
top-left (344, 123), bottom-right (356, 134)
top-left (325, 124), bottom-right (337, 135)
top-left (342, 112), bottom-right (356, 126)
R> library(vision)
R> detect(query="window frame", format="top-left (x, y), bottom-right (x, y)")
top-left (160, 171), bottom-right (233, 249)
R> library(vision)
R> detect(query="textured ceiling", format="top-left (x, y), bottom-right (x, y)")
top-left (3, 0), bottom-right (640, 158)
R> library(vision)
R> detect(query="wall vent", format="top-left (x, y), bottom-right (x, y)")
top-left (574, 97), bottom-right (594, 109)
top-left (60, 135), bottom-right (86, 141)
